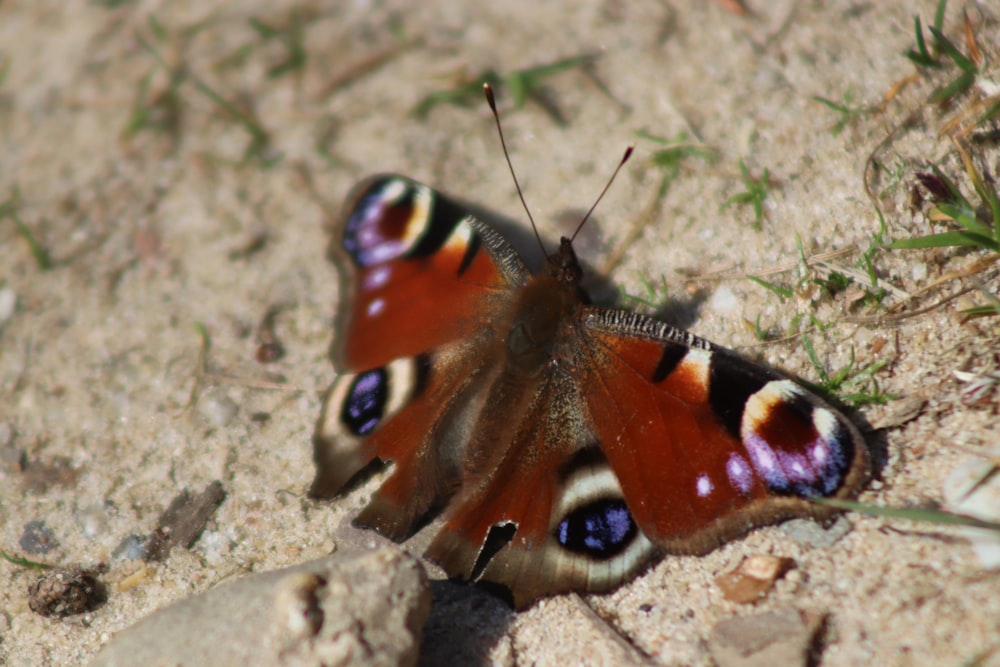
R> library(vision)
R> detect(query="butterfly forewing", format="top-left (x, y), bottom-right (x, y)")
top-left (332, 175), bottom-right (525, 373)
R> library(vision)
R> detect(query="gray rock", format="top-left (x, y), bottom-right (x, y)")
top-left (91, 547), bottom-right (430, 667)
top-left (19, 519), bottom-right (58, 554)
top-left (942, 448), bottom-right (1000, 569)
top-left (707, 606), bottom-right (825, 667)
top-left (780, 515), bottom-right (853, 549)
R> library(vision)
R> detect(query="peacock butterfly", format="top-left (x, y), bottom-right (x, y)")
top-left (309, 86), bottom-right (869, 609)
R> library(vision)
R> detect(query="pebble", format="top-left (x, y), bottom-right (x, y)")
top-left (112, 534), bottom-right (148, 561)
top-left (28, 566), bottom-right (104, 617)
top-left (0, 287), bottom-right (16, 325)
top-left (91, 547), bottom-right (430, 667)
top-left (780, 515), bottom-right (852, 548)
top-left (19, 520), bottom-right (58, 555)
top-left (942, 449), bottom-right (1000, 569)
top-left (198, 391), bottom-right (239, 428)
top-left (708, 606), bottom-right (825, 667)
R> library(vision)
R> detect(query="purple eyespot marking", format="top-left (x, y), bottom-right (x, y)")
top-left (556, 499), bottom-right (636, 559)
top-left (810, 442), bottom-right (827, 466)
top-left (726, 453), bottom-right (754, 495)
top-left (744, 436), bottom-right (790, 492)
top-left (365, 297), bottom-right (386, 318)
top-left (742, 424), bottom-right (849, 496)
top-left (343, 180), bottom-right (417, 268)
top-left (696, 474), bottom-right (714, 498)
top-left (340, 368), bottom-right (388, 436)
top-left (363, 265), bottom-right (393, 290)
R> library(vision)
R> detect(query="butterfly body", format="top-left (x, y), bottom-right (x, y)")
top-left (311, 174), bottom-right (869, 609)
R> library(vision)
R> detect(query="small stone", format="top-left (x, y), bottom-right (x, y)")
top-left (198, 391), bottom-right (238, 428)
top-left (781, 515), bottom-right (852, 548)
top-left (0, 286), bottom-right (16, 325)
top-left (91, 547), bottom-right (430, 667)
top-left (144, 481), bottom-right (227, 562)
top-left (28, 566), bottom-right (104, 617)
top-left (115, 563), bottom-right (157, 592)
top-left (709, 285), bottom-right (740, 316)
top-left (255, 341), bottom-right (285, 364)
top-left (75, 503), bottom-right (111, 539)
top-left (708, 607), bottom-right (826, 667)
top-left (196, 529), bottom-right (233, 564)
top-left (0, 421), bottom-right (15, 448)
top-left (21, 456), bottom-right (80, 494)
top-left (942, 449), bottom-right (1000, 569)
top-left (715, 555), bottom-right (795, 604)
top-left (869, 395), bottom-right (926, 430)
top-left (20, 520), bottom-right (58, 554)
top-left (112, 534), bottom-right (149, 561)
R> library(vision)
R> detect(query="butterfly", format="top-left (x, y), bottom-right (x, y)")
top-left (309, 97), bottom-right (869, 610)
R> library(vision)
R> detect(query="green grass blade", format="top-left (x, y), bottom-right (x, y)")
top-left (747, 275), bottom-right (793, 299)
top-left (813, 498), bottom-right (1000, 531)
top-left (957, 150), bottom-right (1000, 238)
top-left (928, 27), bottom-right (975, 73)
top-left (906, 16), bottom-right (936, 67)
top-left (960, 304), bottom-right (1000, 318)
top-left (929, 69), bottom-right (977, 104)
top-left (976, 97), bottom-right (1000, 127)
top-left (937, 203), bottom-right (992, 235)
top-left (3, 194), bottom-right (53, 270)
top-left (799, 334), bottom-right (829, 385)
top-left (888, 231), bottom-right (999, 250)
top-left (0, 548), bottom-right (53, 571)
top-left (931, 0), bottom-right (947, 34)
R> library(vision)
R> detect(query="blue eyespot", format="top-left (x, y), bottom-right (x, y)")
top-left (555, 498), bottom-right (636, 559)
top-left (340, 369), bottom-right (388, 436)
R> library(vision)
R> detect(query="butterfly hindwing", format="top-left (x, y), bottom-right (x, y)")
top-left (425, 370), bottom-right (657, 609)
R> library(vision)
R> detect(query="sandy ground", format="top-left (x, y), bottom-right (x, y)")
top-left (1, 1), bottom-right (999, 665)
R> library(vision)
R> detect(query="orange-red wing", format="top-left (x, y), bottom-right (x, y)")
top-left (425, 371), bottom-right (656, 609)
top-left (332, 175), bottom-right (525, 372)
top-left (580, 309), bottom-right (868, 553)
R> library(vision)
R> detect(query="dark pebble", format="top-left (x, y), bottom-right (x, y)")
top-left (28, 566), bottom-right (105, 617)
top-left (20, 520), bottom-right (58, 554)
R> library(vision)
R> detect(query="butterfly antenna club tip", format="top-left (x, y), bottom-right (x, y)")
top-left (484, 83), bottom-right (547, 255)
top-left (571, 145), bottom-right (633, 243)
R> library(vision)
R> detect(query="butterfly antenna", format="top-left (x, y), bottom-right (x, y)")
top-left (484, 83), bottom-right (547, 254)
top-left (570, 145), bottom-right (633, 243)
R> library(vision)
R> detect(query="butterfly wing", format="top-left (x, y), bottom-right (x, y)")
top-left (329, 175), bottom-right (526, 372)
top-left (579, 308), bottom-right (870, 552)
top-left (425, 367), bottom-right (657, 609)
top-left (424, 306), bottom-right (867, 609)
top-left (310, 176), bottom-right (528, 531)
